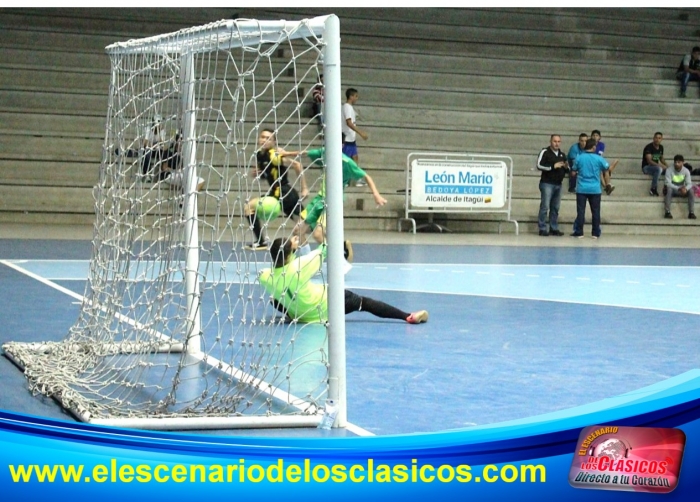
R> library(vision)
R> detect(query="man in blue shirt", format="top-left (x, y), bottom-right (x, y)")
top-left (566, 133), bottom-right (588, 193)
top-left (571, 138), bottom-right (610, 239)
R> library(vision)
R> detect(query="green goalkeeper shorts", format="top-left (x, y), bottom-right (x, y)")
top-left (303, 194), bottom-right (326, 228)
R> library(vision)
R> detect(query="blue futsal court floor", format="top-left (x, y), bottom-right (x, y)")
top-left (2, 238), bottom-right (700, 437)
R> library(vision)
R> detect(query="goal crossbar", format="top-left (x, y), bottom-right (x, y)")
top-left (106, 17), bottom-right (331, 55)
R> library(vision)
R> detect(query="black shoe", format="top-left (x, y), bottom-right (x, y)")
top-left (568, 189), bottom-right (576, 194)
top-left (570, 233), bottom-right (584, 238)
top-left (690, 213), bottom-right (697, 220)
top-left (680, 90), bottom-right (687, 98)
top-left (650, 188), bottom-right (659, 196)
top-left (664, 211), bottom-right (673, 219)
top-left (538, 230), bottom-right (549, 236)
top-left (550, 229), bottom-right (564, 236)
top-left (604, 184), bottom-right (615, 195)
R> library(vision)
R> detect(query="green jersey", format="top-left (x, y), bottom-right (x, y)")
top-left (258, 247), bottom-right (328, 323)
top-left (306, 148), bottom-right (367, 196)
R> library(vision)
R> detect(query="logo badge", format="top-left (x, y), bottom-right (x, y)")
top-left (569, 425), bottom-right (685, 493)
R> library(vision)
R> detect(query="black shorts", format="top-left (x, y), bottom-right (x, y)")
top-left (279, 186), bottom-right (303, 217)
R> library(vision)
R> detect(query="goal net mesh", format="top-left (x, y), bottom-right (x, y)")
top-left (3, 18), bottom-right (333, 426)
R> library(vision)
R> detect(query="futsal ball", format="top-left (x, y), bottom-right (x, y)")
top-left (256, 197), bottom-right (282, 222)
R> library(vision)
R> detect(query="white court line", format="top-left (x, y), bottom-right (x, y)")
top-left (351, 284), bottom-right (700, 317)
top-left (677, 284), bottom-right (691, 288)
top-left (552, 275), bottom-right (565, 279)
top-left (1, 259), bottom-right (84, 302)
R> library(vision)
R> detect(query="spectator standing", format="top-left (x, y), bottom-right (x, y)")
top-left (664, 154), bottom-right (696, 219)
top-left (342, 88), bottom-right (368, 163)
top-left (571, 138), bottom-right (610, 239)
top-left (536, 134), bottom-right (568, 236)
top-left (676, 46), bottom-right (700, 98)
top-left (641, 132), bottom-right (667, 196)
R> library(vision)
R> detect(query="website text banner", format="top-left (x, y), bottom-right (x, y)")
top-left (2, 399), bottom-right (700, 500)
top-left (410, 159), bottom-right (507, 209)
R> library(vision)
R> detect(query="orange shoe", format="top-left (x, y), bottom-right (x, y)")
top-left (406, 310), bottom-right (429, 324)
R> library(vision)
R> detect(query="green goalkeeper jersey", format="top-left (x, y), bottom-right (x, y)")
top-left (258, 247), bottom-right (328, 323)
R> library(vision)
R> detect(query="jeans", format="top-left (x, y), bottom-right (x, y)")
top-left (677, 71), bottom-right (700, 93)
top-left (642, 164), bottom-right (663, 190)
top-left (573, 193), bottom-right (602, 237)
top-left (538, 182), bottom-right (562, 232)
top-left (664, 186), bottom-right (695, 213)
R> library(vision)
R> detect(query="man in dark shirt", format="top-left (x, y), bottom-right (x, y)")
top-left (536, 134), bottom-right (568, 236)
top-left (641, 132), bottom-right (667, 196)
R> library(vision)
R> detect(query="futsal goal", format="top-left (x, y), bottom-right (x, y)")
top-left (3, 15), bottom-right (348, 430)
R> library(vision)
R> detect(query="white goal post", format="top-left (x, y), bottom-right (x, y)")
top-left (3, 15), bottom-right (347, 430)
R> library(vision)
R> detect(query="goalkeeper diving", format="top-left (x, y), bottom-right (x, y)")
top-left (259, 236), bottom-right (428, 324)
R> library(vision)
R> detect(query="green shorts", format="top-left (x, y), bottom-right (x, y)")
top-left (303, 194), bottom-right (326, 228)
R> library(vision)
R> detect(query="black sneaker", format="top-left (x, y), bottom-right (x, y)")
top-left (690, 213), bottom-right (697, 220)
top-left (664, 211), bottom-right (673, 219)
top-left (650, 188), bottom-right (659, 196)
top-left (550, 229), bottom-right (565, 236)
top-left (570, 233), bottom-right (584, 238)
top-left (680, 90), bottom-right (687, 98)
top-left (604, 184), bottom-right (615, 195)
top-left (538, 230), bottom-right (549, 236)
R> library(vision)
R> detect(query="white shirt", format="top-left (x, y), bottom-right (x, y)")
top-left (342, 102), bottom-right (356, 142)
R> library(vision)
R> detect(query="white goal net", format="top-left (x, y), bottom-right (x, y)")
top-left (3, 15), bottom-right (347, 430)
